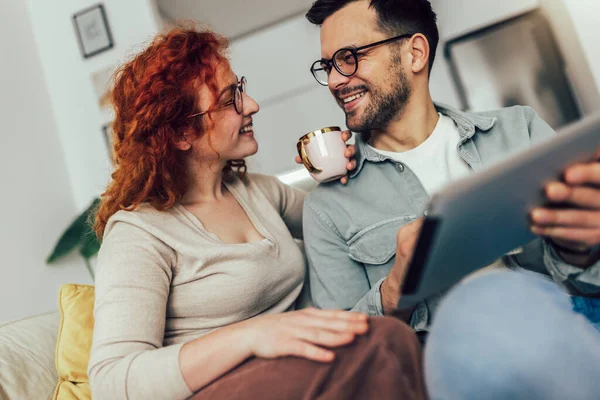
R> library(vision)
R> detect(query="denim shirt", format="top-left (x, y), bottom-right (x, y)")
top-left (303, 103), bottom-right (600, 333)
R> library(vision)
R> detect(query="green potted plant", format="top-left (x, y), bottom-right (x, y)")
top-left (46, 198), bottom-right (101, 280)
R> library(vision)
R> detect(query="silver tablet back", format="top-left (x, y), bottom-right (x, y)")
top-left (400, 113), bottom-right (600, 308)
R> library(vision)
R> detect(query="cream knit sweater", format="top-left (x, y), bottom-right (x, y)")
top-left (88, 173), bottom-right (306, 400)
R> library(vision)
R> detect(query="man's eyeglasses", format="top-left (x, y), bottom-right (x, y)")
top-left (310, 33), bottom-right (414, 86)
top-left (188, 76), bottom-right (247, 118)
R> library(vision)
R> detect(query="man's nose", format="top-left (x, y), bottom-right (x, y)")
top-left (328, 68), bottom-right (351, 93)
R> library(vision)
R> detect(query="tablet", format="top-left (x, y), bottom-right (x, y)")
top-left (399, 112), bottom-right (600, 308)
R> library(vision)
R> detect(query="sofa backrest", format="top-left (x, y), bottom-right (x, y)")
top-left (0, 312), bottom-right (60, 400)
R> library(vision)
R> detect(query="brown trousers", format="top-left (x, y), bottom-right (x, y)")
top-left (189, 316), bottom-right (427, 400)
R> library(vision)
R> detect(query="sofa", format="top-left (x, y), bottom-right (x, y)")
top-left (0, 312), bottom-right (61, 400)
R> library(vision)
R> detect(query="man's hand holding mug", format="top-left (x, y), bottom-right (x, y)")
top-left (295, 128), bottom-right (356, 184)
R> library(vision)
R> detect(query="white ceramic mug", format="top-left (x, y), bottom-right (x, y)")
top-left (297, 127), bottom-right (348, 183)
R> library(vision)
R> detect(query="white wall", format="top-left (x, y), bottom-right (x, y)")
top-left (432, 0), bottom-right (540, 41)
top-left (558, 0), bottom-right (600, 112)
top-left (27, 0), bottom-right (160, 210)
top-left (0, 1), bottom-right (91, 322)
top-left (157, 0), bottom-right (314, 39)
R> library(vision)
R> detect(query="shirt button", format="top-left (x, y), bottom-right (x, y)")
top-left (395, 163), bottom-right (405, 172)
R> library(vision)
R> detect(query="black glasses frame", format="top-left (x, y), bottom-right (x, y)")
top-left (188, 76), bottom-right (247, 118)
top-left (310, 33), bottom-right (415, 86)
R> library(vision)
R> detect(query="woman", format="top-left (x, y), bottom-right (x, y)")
top-left (89, 27), bottom-right (425, 400)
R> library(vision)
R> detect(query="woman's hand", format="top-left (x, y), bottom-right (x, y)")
top-left (295, 130), bottom-right (357, 185)
top-left (243, 308), bottom-right (369, 362)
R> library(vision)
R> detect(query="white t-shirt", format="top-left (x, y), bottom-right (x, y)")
top-left (368, 113), bottom-right (471, 195)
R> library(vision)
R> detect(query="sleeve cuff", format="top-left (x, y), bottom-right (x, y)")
top-left (543, 240), bottom-right (600, 296)
top-left (372, 278), bottom-right (386, 316)
top-left (128, 343), bottom-right (194, 400)
top-left (350, 278), bottom-right (385, 316)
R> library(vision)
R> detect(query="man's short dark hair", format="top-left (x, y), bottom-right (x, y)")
top-left (306, 0), bottom-right (439, 74)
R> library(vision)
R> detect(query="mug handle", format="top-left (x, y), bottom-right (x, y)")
top-left (296, 139), bottom-right (322, 174)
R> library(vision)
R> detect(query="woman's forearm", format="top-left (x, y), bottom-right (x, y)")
top-left (179, 320), bottom-right (254, 393)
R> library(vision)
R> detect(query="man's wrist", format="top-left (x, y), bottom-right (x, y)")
top-left (381, 277), bottom-right (401, 315)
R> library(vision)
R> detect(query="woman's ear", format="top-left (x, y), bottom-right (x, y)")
top-left (174, 135), bottom-right (192, 151)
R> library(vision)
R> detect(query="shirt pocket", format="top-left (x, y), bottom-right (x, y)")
top-left (348, 215), bottom-right (417, 265)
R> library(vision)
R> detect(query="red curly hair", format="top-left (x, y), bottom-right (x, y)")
top-left (94, 27), bottom-right (245, 238)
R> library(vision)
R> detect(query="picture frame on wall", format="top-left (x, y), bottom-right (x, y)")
top-left (102, 123), bottom-right (116, 165)
top-left (73, 4), bottom-right (114, 59)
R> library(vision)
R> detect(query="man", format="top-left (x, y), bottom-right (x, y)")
top-left (301, 0), bottom-right (600, 398)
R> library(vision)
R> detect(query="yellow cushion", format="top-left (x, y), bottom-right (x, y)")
top-left (53, 284), bottom-right (95, 400)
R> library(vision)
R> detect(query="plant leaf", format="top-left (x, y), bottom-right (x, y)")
top-left (79, 230), bottom-right (101, 260)
top-left (46, 212), bottom-right (88, 263)
top-left (46, 198), bottom-right (101, 264)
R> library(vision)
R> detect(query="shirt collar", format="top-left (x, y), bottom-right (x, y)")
top-left (349, 102), bottom-right (497, 178)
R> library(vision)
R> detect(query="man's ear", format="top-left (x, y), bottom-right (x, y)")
top-left (409, 34), bottom-right (430, 75)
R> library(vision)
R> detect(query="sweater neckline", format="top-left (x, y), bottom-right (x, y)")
top-left (174, 179), bottom-right (273, 246)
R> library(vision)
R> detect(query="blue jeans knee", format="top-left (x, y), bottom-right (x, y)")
top-left (424, 269), bottom-right (600, 400)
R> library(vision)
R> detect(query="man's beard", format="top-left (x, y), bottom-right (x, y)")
top-left (344, 58), bottom-right (411, 133)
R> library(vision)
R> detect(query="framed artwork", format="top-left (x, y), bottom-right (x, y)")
top-left (73, 4), bottom-right (114, 59)
top-left (102, 123), bottom-right (116, 165)
top-left (444, 10), bottom-right (580, 129)
top-left (91, 64), bottom-right (116, 109)
top-left (93, 65), bottom-right (117, 165)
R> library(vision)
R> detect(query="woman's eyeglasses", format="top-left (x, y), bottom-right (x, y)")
top-left (188, 76), bottom-right (247, 118)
